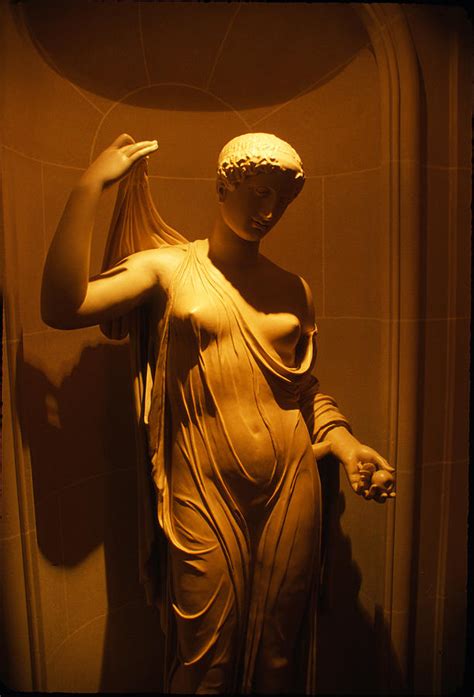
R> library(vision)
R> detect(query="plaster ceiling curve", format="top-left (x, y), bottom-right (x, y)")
top-left (19, 1), bottom-right (370, 111)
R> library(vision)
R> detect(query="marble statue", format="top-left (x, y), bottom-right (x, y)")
top-left (41, 132), bottom-right (395, 694)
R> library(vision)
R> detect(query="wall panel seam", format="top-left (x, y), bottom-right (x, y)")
top-left (432, 26), bottom-right (461, 694)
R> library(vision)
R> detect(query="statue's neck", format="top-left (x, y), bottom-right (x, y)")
top-left (208, 218), bottom-right (260, 268)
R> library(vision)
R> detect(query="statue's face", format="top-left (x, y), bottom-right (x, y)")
top-left (218, 170), bottom-right (297, 242)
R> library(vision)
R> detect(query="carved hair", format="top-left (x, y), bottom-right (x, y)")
top-left (216, 132), bottom-right (305, 201)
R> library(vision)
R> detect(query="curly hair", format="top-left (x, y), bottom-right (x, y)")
top-left (216, 133), bottom-right (305, 201)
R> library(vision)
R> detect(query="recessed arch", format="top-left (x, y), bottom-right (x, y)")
top-left (354, 3), bottom-right (422, 688)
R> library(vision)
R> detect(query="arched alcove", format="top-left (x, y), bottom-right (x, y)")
top-left (1, 3), bottom-right (469, 694)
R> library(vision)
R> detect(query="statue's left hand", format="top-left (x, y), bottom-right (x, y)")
top-left (81, 134), bottom-right (159, 190)
top-left (342, 445), bottom-right (396, 503)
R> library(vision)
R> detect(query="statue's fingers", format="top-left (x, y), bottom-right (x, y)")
top-left (122, 140), bottom-right (158, 157)
top-left (371, 469), bottom-right (395, 492)
top-left (370, 482), bottom-right (390, 499)
top-left (352, 480), bottom-right (365, 495)
top-left (368, 483), bottom-right (396, 503)
top-left (358, 482), bottom-right (373, 499)
top-left (373, 489), bottom-right (388, 503)
top-left (128, 142), bottom-right (159, 163)
top-left (358, 447), bottom-right (393, 474)
top-left (358, 460), bottom-right (375, 472)
top-left (358, 476), bottom-right (371, 492)
top-left (112, 133), bottom-right (135, 148)
top-left (375, 455), bottom-right (395, 472)
top-left (358, 467), bottom-right (373, 485)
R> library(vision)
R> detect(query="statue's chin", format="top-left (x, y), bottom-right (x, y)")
top-left (231, 223), bottom-right (271, 243)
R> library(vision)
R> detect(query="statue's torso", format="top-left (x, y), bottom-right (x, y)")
top-left (144, 241), bottom-right (321, 695)
top-left (153, 240), bottom-right (316, 514)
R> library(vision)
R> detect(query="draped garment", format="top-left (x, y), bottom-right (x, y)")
top-left (100, 163), bottom-right (350, 694)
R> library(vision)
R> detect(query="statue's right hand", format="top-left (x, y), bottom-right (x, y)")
top-left (80, 133), bottom-right (159, 189)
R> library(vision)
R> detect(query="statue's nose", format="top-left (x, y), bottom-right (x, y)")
top-left (258, 190), bottom-right (278, 220)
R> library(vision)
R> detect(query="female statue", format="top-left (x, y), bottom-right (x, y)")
top-left (41, 132), bottom-right (395, 694)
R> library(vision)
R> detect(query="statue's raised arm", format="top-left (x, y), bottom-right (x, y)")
top-left (41, 134), bottom-right (162, 329)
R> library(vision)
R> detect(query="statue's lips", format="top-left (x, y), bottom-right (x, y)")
top-left (251, 218), bottom-right (270, 233)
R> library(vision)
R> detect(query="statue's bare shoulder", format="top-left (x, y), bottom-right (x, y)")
top-left (258, 254), bottom-right (316, 333)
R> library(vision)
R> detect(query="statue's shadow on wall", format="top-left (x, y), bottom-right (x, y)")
top-left (317, 460), bottom-right (404, 694)
top-left (17, 339), bottom-right (163, 693)
top-left (18, 340), bottom-right (403, 694)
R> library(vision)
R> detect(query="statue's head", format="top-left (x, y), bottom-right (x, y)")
top-left (217, 133), bottom-right (305, 199)
top-left (216, 133), bottom-right (305, 241)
